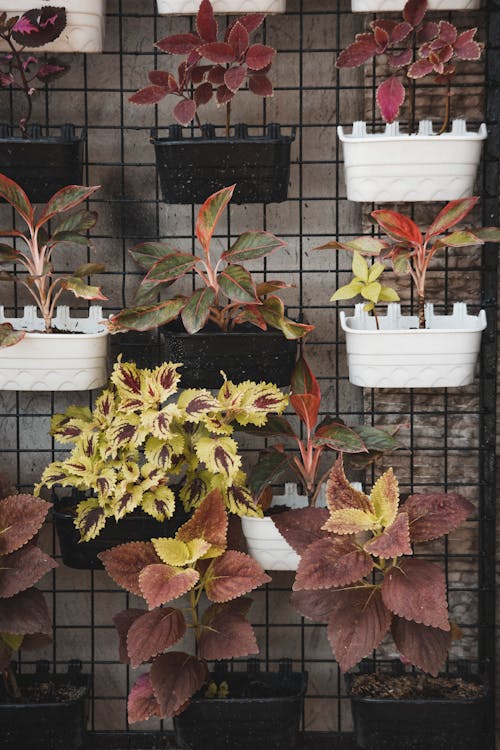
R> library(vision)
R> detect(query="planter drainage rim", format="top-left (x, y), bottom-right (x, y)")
top-left (151, 124), bottom-right (296, 145)
top-left (340, 303), bottom-right (487, 335)
top-left (338, 119), bottom-right (487, 144)
top-left (0, 305), bottom-right (107, 336)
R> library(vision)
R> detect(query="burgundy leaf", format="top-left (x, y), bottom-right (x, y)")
top-left (325, 457), bottom-right (373, 514)
top-left (407, 58), bottom-right (435, 79)
top-left (113, 608), bottom-right (146, 663)
top-left (194, 81), bottom-right (213, 107)
top-left (388, 49), bottom-right (413, 68)
top-left (364, 512), bottom-right (412, 558)
top-left (216, 84), bottom-right (235, 105)
top-left (246, 44), bottom-right (276, 71)
top-left (326, 587), bottom-right (392, 673)
top-left (128, 673), bottom-right (161, 724)
top-left (454, 29), bottom-right (482, 61)
top-left (392, 617), bottom-right (452, 676)
top-left (228, 21), bottom-right (250, 59)
top-left (0, 588), bottom-right (51, 636)
top-left (238, 13), bottom-right (265, 34)
top-left (139, 564), bottom-right (199, 609)
top-left (156, 33), bottom-right (201, 55)
top-left (150, 652), bottom-right (208, 719)
top-left (199, 599), bottom-right (258, 660)
top-left (373, 26), bottom-right (389, 50)
top-left (207, 65), bottom-right (225, 85)
top-left (191, 65), bottom-right (212, 84)
top-left (391, 21), bottom-right (413, 43)
top-left (224, 65), bottom-right (247, 93)
top-left (98, 542), bottom-right (161, 596)
top-left (199, 42), bottom-right (236, 64)
top-left (173, 98), bottom-right (197, 127)
top-left (294, 536), bottom-right (373, 591)
top-left (403, 0), bottom-right (427, 27)
top-left (0, 545), bottom-right (57, 599)
top-left (12, 7), bottom-right (66, 47)
top-left (129, 85), bottom-right (169, 105)
top-left (376, 76), bottom-right (405, 123)
top-left (149, 71), bottom-right (178, 90)
top-left (417, 21), bottom-right (439, 44)
top-left (403, 492), bottom-right (473, 542)
top-left (127, 608), bottom-right (187, 668)
top-left (336, 33), bottom-right (379, 68)
top-left (437, 20), bottom-right (457, 44)
top-left (273, 507), bottom-right (330, 555)
top-left (0, 495), bottom-right (50, 556)
top-left (176, 489), bottom-right (228, 551)
top-left (205, 551), bottom-right (270, 602)
top-left (248, 74), bottom-right (273, 97)
top-left (381, 559), bottom-right (449, 630)
top-left (291, 589), bottom-right (342, 622)
top-left (197, 0), bottom-right (218, 43)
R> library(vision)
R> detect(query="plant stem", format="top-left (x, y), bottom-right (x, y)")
top-left (3, 666), bottom-right (21, 699)
top-left (225, 101), bottom-right (231, 138)
top-left (438, 84), bottom-right (451, 136)
top-left (418, 293), bottom-right (425, 329)
top-left (5, 36), bottom-right (32, 138)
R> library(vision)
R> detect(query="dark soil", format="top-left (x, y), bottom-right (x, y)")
top-left (5, 680), bottom-right (87, 704)
top-left (266, 505), bottom-right (292, 516)
top-left (350, 673), bottom-right (485, 700)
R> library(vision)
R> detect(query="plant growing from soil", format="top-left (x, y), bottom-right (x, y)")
top-left (336, 0), bottom-right (483, 131)
top-left (98, 489), bottom-right (270, 722)
top-left (130, 0), bottom-right (275, 135)
top-left (107, 184), bottom-right (313, 340)
top-left (275, 456), bottom-right (473, 675)
top-left (320, 197), bottom-right (500, 328)
top-left (0, 172), bottom-right (106, 348)
top-left (0, 7), bottom-right (68, 137)
top-left (36, 358), bottom-right (288, 540)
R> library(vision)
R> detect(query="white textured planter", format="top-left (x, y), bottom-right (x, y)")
top-left (2, 1), bottom-right (105, 53)
top-left (338, 120), bottom-right (487, 203)
top-left (352, 0), bottom-right (478, 9)
top-left (340, 303), bottom-right (486, 389)
top-left (0, 306), bottom-right (109, 391)
top-left (157, 0), bottom-right (285, 12)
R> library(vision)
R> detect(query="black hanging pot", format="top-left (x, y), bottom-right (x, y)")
top-left (52, 500), bottom-right (190, 570)
top-left (160, 323), bottom-right (298, 389)
top-left (110, 329), bottom-right (163, 369)
top-left (152, 123), bottom-right (295, 204)
top-left (173, 660), bottom-right (307, 750)
top-left (0, 124), bottom-right (86, 204)
top-left (0, 660), bottom-right (90, 750)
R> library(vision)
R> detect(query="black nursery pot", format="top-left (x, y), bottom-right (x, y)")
top-left (161, 324), bottom-right (297, 389)
top-left (173, 661), bottom-right (307, 750)
top-left (0, 660), bottom-right (90, 750)
top-left (52, 502), bottom-right (189, 570)
top-left (152, 123), bottom-right (295, 204)
top-left (0, 124), bottom-right (85, 204)
top-left (110, 329), bottom-right (162, 369)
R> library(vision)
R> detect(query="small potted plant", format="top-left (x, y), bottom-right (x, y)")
top-left (0, 7), bottom-right (87, 202)
top-left (239, 355), bottom-right (399, 569)
top-left (0, 487), bottom-right (90, 750)
top-left (276, 456), bottom-right (487, 750)
top-left (319, 197), bottom-right (500, 388)
top-left (130, 0), bottom-right (295, 204)
top-left (1, 3), bottom-right (106, 53)
top-left (36, 357), bottom-right (288, 568)
top-left (107, 185), bottom-right (313, 388)
top-left (98, 489), bottom-right (307, 750)
top-left (0, 172), bottom-right (109, 391)
top-left (336, 0), bottom-right (486, 202)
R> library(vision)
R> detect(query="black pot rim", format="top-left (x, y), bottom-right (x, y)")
top-left (0, 125), bottom-right (87, 145)
top-left (151, 124), bottom-right (296, 146)
top-left (346, 671), bottom-right (489, 705)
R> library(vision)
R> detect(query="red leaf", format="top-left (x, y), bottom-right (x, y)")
top-left (98, 542), bottom-right (161, 596)
top-left (205, 551), bottom-right (270, 602)
top-left (0, 173), bottom-right (33, 227)
top-left (372, 208), bottom-right (423, 245)
top-left (216, 84), bottom-right (235, 105)
top-left (191, 65), bottom-right (212, 84)
top-left (336, 33), bottom-right (379, 68)
top-left (373, 26), bottom-right (389, 50)
top-left (294, 536), bottom-right (373, 590)
top-left (196, 187), bottom-right (234, 255)
top-left (199, 599), bottom-right (258, 660)
top-left (129, 85), bottom-right (170, 105)
top-left (392, 617), bottom-right (452, 676)
top-left (425, 197), bottom-right (478, 239)
top-left (0, 495), bottom-right (50, 556)
top-left (0, 588), bottom-right (52, 636)
top-left (173, 98), bottom-right (197, 127)
top-left (127, 608), bottom-right (187, 668)
top-left (224, 65), bottom-right (246, 93)
top-left (246, 44), bottom-right (276, 71)
top-left (391, 21), bottom-right (413, 43)
top-left (128, 673), bottom-right (161, 724)
top-left (0, 545), bottom-right (57, 599)
top-left (207, 65), bottom-right (225, 85)
top-left (291, 589), bottom-right (342, 622)
top-left (290, 394), bottom-right (320, 434)
top-left (403, 492), bottom-right (473, 542)
top-left (381, 559), bottom-right (450, 630)
top-left (388, 49), bottom-right (413, 68)
top-left (403, 0), bottom-right (427, 27)
top-left (156, 33), bottom-right (201, 54)
top-left (176, 489), bottom-right (228, 552)
top-left (273, 507), bottom-right (330, 555)
top-left (407, 58), bottom-right (435, 79)
top-left (149, 71), bottom-right (178, 90)
top-left (376, 76), bottom-right (405, 124)
top-left (238, 13), bottom-right (265, 34)
top-left (417, 21), bottom-right (439, 44)
top-left (364, 512), bottom-right (412, 558)
top-left (248, 74), bottom-right (273, 98)
top-left (454, 29), bottom-right (482, 61)
top-left (139, 564), bottom-right (199, 609)
top-left (228, 21), bottom-right (249, 59)
top-left (199, 42), bottom-right (236, 64)
top-left (197, 0), bottom-right (217, 42)
top-left (150, 652), bottom-right (208, 719)
top-left (325, 457), bottom-right (373, 514)
top-left (291, 355), bottom-right (321, 400)
top-left (326, 587), bottom-right (392, 673)
top-left (194, 81), bottom-right (213, 107)
top-left (113, 608), bottom-right (146, 663)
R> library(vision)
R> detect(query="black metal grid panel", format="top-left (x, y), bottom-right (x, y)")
top-left (0, 0), bottom-right (497, 745)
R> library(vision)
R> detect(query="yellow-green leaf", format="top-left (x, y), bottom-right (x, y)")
top-left (1, 633), bottom-right (24, 652)
top-left (352, 251), bottom-right (369, 282)
top-left (194, 435), bottom-right (241, 481)
top-left (152, 537), bottom-right (211, 566)
top-left (141, 485), bottom-right (176, 521)
top-left (361, 281), bottom-right (382, 303)
top-left (322, 508), bottom-right (379, 535)
top-left (378, 286), bottom-right (400, 302)
top-left (370, 467), bottom-right (399, 529)
top-left (330, 279), bottom-right (364, 302)
top-left (367, 261), bottom-right (386, 283)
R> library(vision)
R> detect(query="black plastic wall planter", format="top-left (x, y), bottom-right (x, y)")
top-left (173, 660), bottom-right (307, 750)
top-left (110, 330), bottom-right (162, 369)
top-left (152, 123), bottom-right (295, 204)
top-left (0, 124), bottom-right (85, 204)
top-left (161, 324), bottom-right (298, 388)
top-left (0, 660), bottom-right (90, 750)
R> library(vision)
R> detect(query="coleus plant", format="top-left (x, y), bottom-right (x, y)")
top-left (0, 172), bottom-right (106, 349)
top-left (244, 355), bottom-right (399, 506)
top-left (130, 0), bottom-right (275, 134)
top-left (336, 0), bottom-right (483, 131)
top-left (98, 489), bottom-right (270, 722)
top-left (0, 486), bottom-right (57, 698)
top-left (35, 358), bottom-right (288, 541)
top-left (0, 7), bottom-right (68, 137)
top-left (274, 456), bottom-right (473, 676)
top-left (321, 196), bottom-right (500, 329)
top-left (108, 185), bottom-right (313, 340)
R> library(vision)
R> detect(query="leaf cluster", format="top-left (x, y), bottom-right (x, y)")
top-left (108, 185), bottom-right (313, 340)
top-left (35, 359), bottom-right (288, 540)
top-left (98, 490), bottom-right (270, 723)
top-left (275, 456), bottom-right (473, 676)
top-left (0, 172), bottom-right (106, 349)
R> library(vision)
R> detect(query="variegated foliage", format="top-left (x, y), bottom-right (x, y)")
top-left (36, 359), bottom-right (288, 541)
top-left (275, 456), bottom-right (473, 676)
top-left (99, 490), bottom-right (270, 723)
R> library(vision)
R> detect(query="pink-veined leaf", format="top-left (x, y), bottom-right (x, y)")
top-left (173, 98), bottom-right (197, 126)
top-left (0, 172), bottom-right (33, 226)
top-left (38, 185), bottom-right (100, 227)
top-left (199, 598), bottom-right (258, 660)
top-left (150, 651), bottom-right (208, 718)
top-left (196, 185), bottom-right (234, 254)
top-left (0, 324), bottom-right (25, 348)
top-left (376, 76), bottom-right (405, 124)
top-left (403, 492), bottom-right (473, 542)
top-left (144, 252), bottom-right (198, 282)
top-left (314, 421), bottom-right (367, 454)
top-left (273, 508), bottom-right (330, 555)
top-left (381, 558), bottom-right (450, 630)
top-left (128, 673), bottom-right (162, 724)
top-left (181, 286), bottom-right (215, 334)
top-left (139, 564), bottom-right (199, 609)
top-left (245, 44), bottom-right (276, 71)
top-left (127, 608), bottom-right (187, 668)
top-left (98, 542), bottom-right (161, 596)
top-left (205, 551), bottom-right (270, 602)
top-left (363, 512), bottom-right (412, 558)
top-left (391, 617), bottom-right (452, 677)
top-left (106, 298), bottom-right (186, 333)
top-left (218, 265), bottom-right (259, 304)
top-left (222, 230), bottom-right (285, 263)
top-left (425, 197), bottom-right (479, 239)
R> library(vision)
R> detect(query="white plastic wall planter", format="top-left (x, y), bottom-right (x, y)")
top-left (340, 303), bottom-right (486, 389)
top-left (0, 306), bottom-right (109, 391)
top-left (338, 120), bottom-right (487, 203)
top-left (351, 0), bottom-right (478, 10)
top-left (2, 1), bottom-right (106, 53)
top-left (157, 0), bottom-right (285, 13)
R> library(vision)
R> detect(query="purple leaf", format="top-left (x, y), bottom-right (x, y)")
top-left (376, 76), bottom-right (405, 123)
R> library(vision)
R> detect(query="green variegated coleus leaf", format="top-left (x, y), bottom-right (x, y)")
top-left (141, 486), bottom-right (176, 521)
